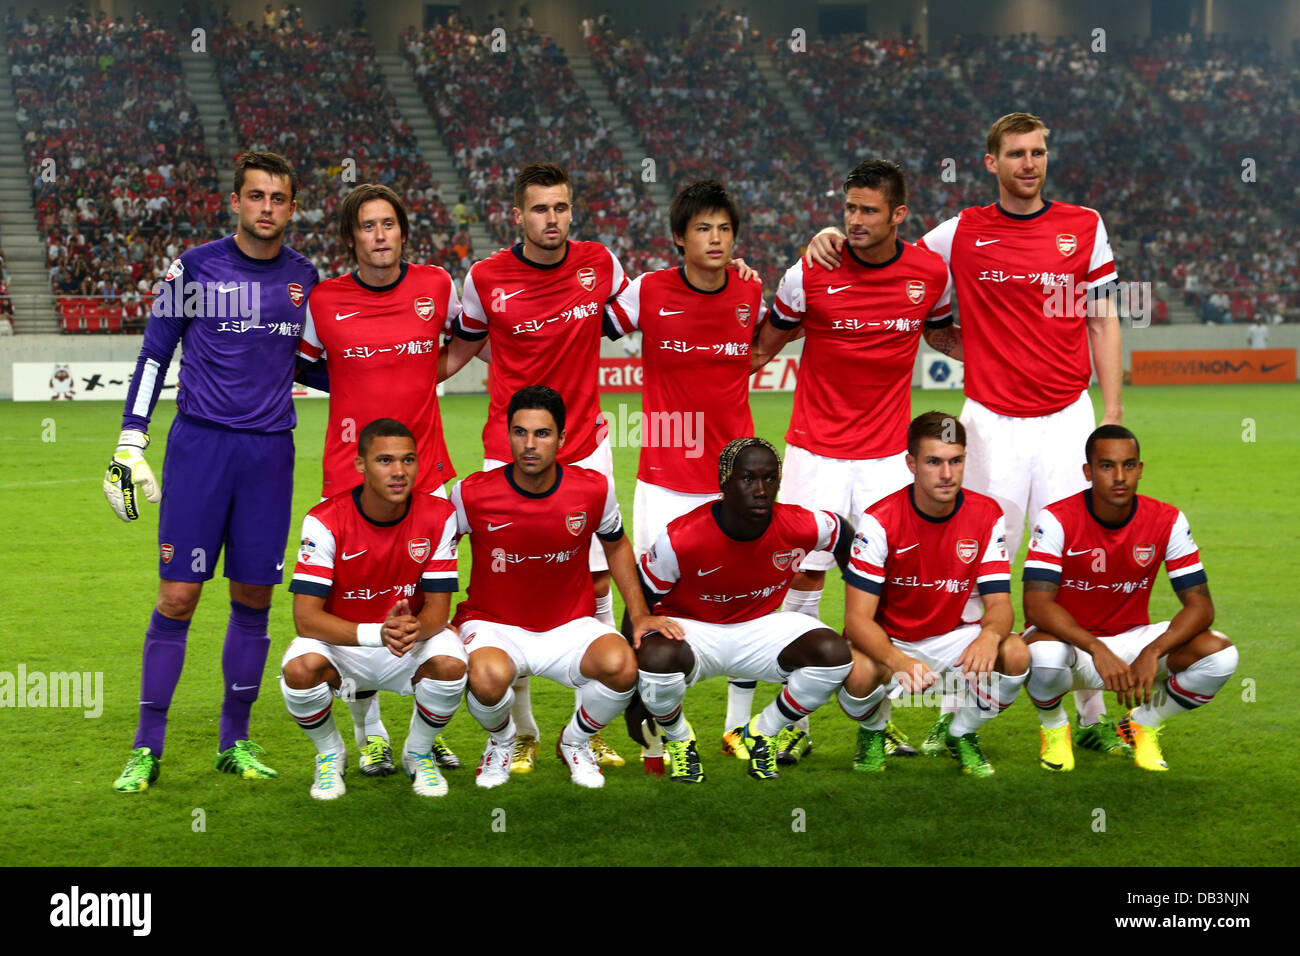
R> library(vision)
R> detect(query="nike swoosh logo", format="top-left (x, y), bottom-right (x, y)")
top-left (487, 522), bottom-right (513, 531)
top-left (975, 239), bottom-right (1000, 247)
top-left (659, 308), bottom-right (685, 316)
top-left (1041, 759), bottom-right (1063, 770)
top-left (341, 550), bottom-right (367, 560)
top-left (1262, 362), bottom-right (1284, 373)
top-left (827, 284), bottom-right (852, 294)
top-left (894, 544), bottom-right (919, 555)
top-left (276, 561), bottom-right (285, 571)
top-left (217, 284), bottom-right (240, 293)
top-left (500, 290), bottom-right (526, 301)
top-left (1066, 548), bottom-right (1093, 556)
top-left (335, 311), bottom-right (360, 321)
top-left (697, 566), bottom-right (723, 576)
top-left (231, 683), bottom-right (259, 692)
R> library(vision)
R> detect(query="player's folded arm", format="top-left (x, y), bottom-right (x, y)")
top-left (289, 588), bottom-right (366, 646)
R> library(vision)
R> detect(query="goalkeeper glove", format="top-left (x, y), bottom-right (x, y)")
top-left (103, 428), bottom-right (161, 522)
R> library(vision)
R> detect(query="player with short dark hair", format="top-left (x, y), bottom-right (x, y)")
top-left (806, 113), bottom-right (1125, 754)
top-left (636, 438), bottom-right (854, 783)
top-left (450, 387), bottom-right (682, 789)
top-left (281, 420), bottom-right (464, 799)
top-left (1023, 427), bottom-right (1237, 772)
top-left (840, 412), bottom-right (1027, 777)
top-left (747, 158), bottom-right (953, 763)
top-left (107, 150), bottom-right (317, 792)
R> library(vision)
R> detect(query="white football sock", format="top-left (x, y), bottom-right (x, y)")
top-left (405, 676), bottom-right (466, 756)
top-left (725, 679), bottom-right (756, 731)
top-left (754, 663), bottom-right (851, 737)
top-left (1075, 688), bottom-right (1106, 727)
top-left (346, 693), bottom-right (386, 749)
top-left (511, 676), bottom-right (539, 738)
top-left (468, 688), bottom-right (516, 738)
top-left (950, 668), bottom-right (1028, 737)
top-left (1133, 645), bottom-right (1238, 726)
top-left (1027, 641), bottom-right (1074, 729)
top-left (562, 679), bottom-right (634, 747)
top-left (838, 683), bottom-right (888, 729)
top-left (638, 669), bottom-right (690, 741)
top-left (283, 680), bottom-right (345, 755)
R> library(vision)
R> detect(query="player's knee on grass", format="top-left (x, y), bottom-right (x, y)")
top-left (156, 579), bottom-right (203, 620)
top-left (843, 649), bottom-right (886, 699)
top-left (778, 627), bottom-right (851, 671)
top-left (229, 581), bottom-right (274, 610)
top-left (1167, 629), bottom-right (1234, 673)
top-left (417, 654), bottom-right (467, 682)
top-left (998, 633), bottom-right (1031, 675)
top-left (467, 648), bottom-right (515, 704)
top-left (636, 632), bottom-right (694, 675)
top-left (583, 634), bottom-right (638, 692)
top-left (282, 653), bottom-right (339, 690)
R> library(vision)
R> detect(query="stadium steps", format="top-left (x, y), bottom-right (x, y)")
top-left (374, 52), bottom-right (491, 255)
top-left (178, 45), bottom-right (238, 169)
top-left (753, 58), bottom-right (841, 165)
top-left (562, 49), bottom-right (672, 212)
top-left (0, 50), bottom-right (56, 332)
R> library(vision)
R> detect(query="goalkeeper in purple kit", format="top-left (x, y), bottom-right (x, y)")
top-left (106, 151), bottom-right (319, 792)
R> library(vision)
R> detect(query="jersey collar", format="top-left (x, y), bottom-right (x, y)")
top-left (505, 463), bottom-right (563, 498)
top-left (351, 260), bottom-right (409, 293)
top-left (994, 200), bottom-right (1053, 221)
top-left (677, 264), bottom-right (729, 295)
top-left (512, 241), bottom-right (571, 270)
top-left (908, 485), bottom-right (964, 523)
top-left (847, 238), bottom-right (904, 269)
top-left (1083, 489), bottom-right (1139, 529)
top-left (351, 484), bottom-right (412, 527)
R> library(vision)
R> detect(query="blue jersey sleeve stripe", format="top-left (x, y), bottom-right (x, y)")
top-left (1022, 567), bottom-right (1061, 584)
top-left (421, 580), bottom-right (458, 593)
top-left (289, 580), bottom-right (331, 598)
top-left (843, 567), bottom-right (882, 594)
top-left (1171, 569), bottom-right (1208, 591)
top-left (977, 580), bottom-right (1012, 595)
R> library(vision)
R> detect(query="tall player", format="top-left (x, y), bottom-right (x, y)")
top-left (747, 159), bottom-right (952, 763)
top-left (839, 412), bottom-right (1028, 777)
top-left (106, 151), bottom-right (317, 792)
top-left (450, 386), bottom-right (682, 788)
top-left (281, 419), bottom-right (464, 799)
top-left (636, 438), bottom-right (854, 783)
top-left (1024, 426), bottom-right (1237, 772)
top-left (440, 162), bottom-right (634, 773)
top-left (297, 183), bottom-right (462, 776)
top-left (807, 114), bottom-right (1125, 755)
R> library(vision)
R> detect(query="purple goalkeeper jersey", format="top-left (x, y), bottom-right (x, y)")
top-left (122, 235), bottom-right (318, 433)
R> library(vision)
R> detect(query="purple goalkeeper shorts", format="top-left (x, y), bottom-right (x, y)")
top-left (157, 413), bottom-right (294, 585)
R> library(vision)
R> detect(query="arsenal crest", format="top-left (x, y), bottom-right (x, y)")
top-left (1056, 234), bottom-right (1077, 257)
top-left (566, 511), bottom-right (587, 536)
top-left (772, 550), bottom-right (795, 571)
top-left (576, 267), bottom-right (597, 291)
top-left (287, 282), bottom-right (305, 306)
top-left (1133, 543), bottom-right (1156, 567)
top-left (408, 537), bottom-right (431, 562)
top-left (164, 258), bottom-right (183, 282)
top-left (956, 538), bottom-right (979, 564)
top-left (736, 304), bottom-right (751, 327)
top-left (414, 296), bottom-right (435, 322)
top-left (160, 543), bottom-right (174, 564)
top-left (906, 279), bottom-right (925, 304)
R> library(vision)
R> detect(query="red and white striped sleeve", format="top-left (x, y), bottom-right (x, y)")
top-left (1023, 509), bottom-right (1065, 584)
top-left (1164, 510), bottom-right (1207, 591)
top-left (638, 527), bottom-right (681, 599)
top-left (843, 512), bottom-right (888, 594)
top-left (771, 260), bottom-right (807, 329)
top-left (297, 299), bottom-right (325, 361)
top-left (1085, 209), bottom-right (1118, 289)
top-left (456, 267), bottom-right (488, 338)
top-left (976, 514), bottom-right (1011, 594)
top-left (289, 513), bottom-right (335, 597)
top-left (917, 214), bottom-right (959, 265)
top-left (421, 508), bottom-right (460, 594)
top-left (605, 273), bottom-right (644, 338)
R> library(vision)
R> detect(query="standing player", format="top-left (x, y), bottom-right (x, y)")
top-left (636, 438), bottom-right (853, 783)
top-left (839, 412), bottom-right (1028, 777)
top-left (441, 162), bottom-right (633, 772)
top-left (1023, 426), bottom-right (1237, 772)
top-left (807, 115), bottom-right (1125, 754)
top-left (106, 151), bottom-right (317, 792)
top-left (281, 419), bottom-right (464, 799)
top-left (450, 386), bottom-right (682, 788)
top-left (297, 183), bottom-right (462, 775)
top-left (747, 159), bottom-right (952, 763)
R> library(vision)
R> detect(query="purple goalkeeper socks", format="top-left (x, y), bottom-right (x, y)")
top-left (219, 600), bottom-right (271, 752)
top-left (133, 610), bottom-right (191, 756)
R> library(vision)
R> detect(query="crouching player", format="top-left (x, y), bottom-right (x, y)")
top-left (1024, 425), bottom-right (1237, 772)
top-left (635, 438), bottom-right (854, 782)
top-left (840, 412), bottom-right (1029, 777)
top-left (452, 386), bottom-right (681, 789)
top-left (281, 419), bottom-right (465, 799)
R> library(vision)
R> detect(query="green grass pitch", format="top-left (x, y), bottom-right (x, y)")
top-left (0, 384), bottom-right (1296, 866)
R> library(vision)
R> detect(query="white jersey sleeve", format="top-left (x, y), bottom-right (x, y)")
top-left (812, 508), bottom-right (840, 552)
top-left (918, 215), bottom-right (960, 265)
top-left (638, 527), bottom-right (681, 598)
top-left (1085, 210), bottom-right (1118, 289)
top-left (1163, 510), bottom-right (1206, 590)
top-left (293, 514), bottom-right (337, 590)
top-left (1024, 508), bottom-right (1066, 583)
top-left (421, 509), bottom-right (461, 593)
top-left (926, 266), bottom-right (955, 324)
top-left (595, 473), bottom-right (624, 540)
top-left (443, 276), bottom-right (463, 335)
top-left (449, 481), bottom-right (471, 536)
top-left (457, 268), bottom-right (488, 337)
top-left (843, 512), bottom-right (889, 594)
top-left (605, 273), bottom-right (644, 338)
top-left (606, 247), bottom-right (630, 300)
top-left (771, 260), bottom-right (806, 327)
top-left (298, 301), bottom-right (325, 360)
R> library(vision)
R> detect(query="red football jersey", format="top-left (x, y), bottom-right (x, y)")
top-left (844, 486), bottom-right (1011, 641)
top-left (450, 464), bottom-right (623, 632)
top-left (606, 267), bottom-right (764, 493)
top-left (772, 239), bottom-right (952, 459)
top-left (640, 502), bottom-right (840, 625)
top-left (1024, 491), bottom-right (1205, 636)
top-left (289, 487), bottom-right (459, 624)
top-left (299, 263), bottom-right (460, 497)
top-left (457, 241), bottom-right (629, 464)
top-left (919, 201), bottom-right (1117, 418)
